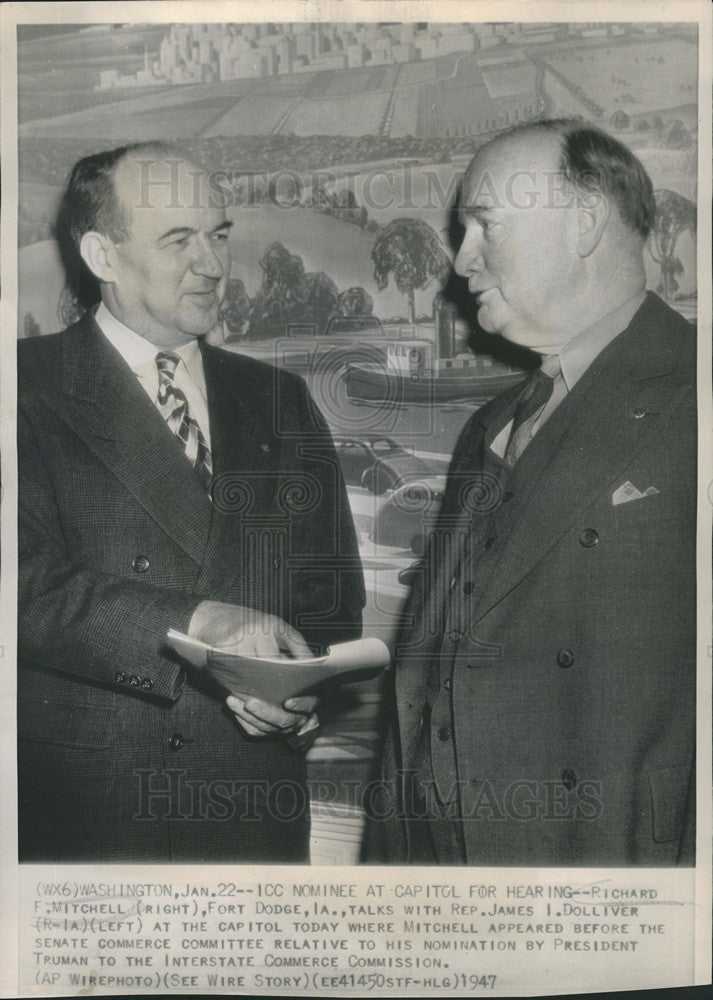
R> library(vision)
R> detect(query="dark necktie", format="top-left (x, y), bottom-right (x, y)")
top-left (504, 356), bottom-right (559, 467)
top-left (155, 351), bottom-right (213, 490)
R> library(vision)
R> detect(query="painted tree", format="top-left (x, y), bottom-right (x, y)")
top-left (333, 189), bottom-right (368, 228)
top-left (337, 286), bottom-right (374, 318)
top-left (299, 272), bottom-right (339, 336)
top-left (610, 110), bottom-right (630, 130)
top-left (221, 277), bottom-right (251, 338)
top-left (661, 120), bottom-right (693, 149)
top-left (247, 244), bottom-right (344, 338)
top-left (247, 242), bottom-right (305, 339)
top-left (649, 189), bottom-right (697, 301)
top-left (371, 218), bottom-right (450, 324)
top-left (258, 242), bottom-right (305, 293)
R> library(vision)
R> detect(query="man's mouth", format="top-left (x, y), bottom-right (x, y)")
top-left (185, 287), bottom-right (218, 302)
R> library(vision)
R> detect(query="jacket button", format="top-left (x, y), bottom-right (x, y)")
top-left (449, 629), bottom-right (461, 643)
top-left (169, 733), bottom-right (185, 751)
top-left (141, 678), bottom-right (153, 692)
top-left (437, 725), bottom-right (451, 742)
top-left (132, 554), bottom-right (150, 573)
top-left (114, 671), bottom-right (126, 684)
top-left (261, 442), bottom-right (271, 452)
top-left (579, 528), bottom-right (599, 548)
top-left (443, 677), bottom-right (452, 691)
top-left (632, 407), bottom-right (646, 419)
top-left (484, 536), bottom-right (497, 550)
top-left (561, 768), bottom-right (577, 790)
top-left (129, 675), bottom-right (140, 687)
top-left (462, 581), bottom-right (474, 595)
top-left (556, 648), bottom-right (575, 669)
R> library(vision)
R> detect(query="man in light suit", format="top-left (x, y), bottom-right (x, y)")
top-left (366, 119), bottom-right (696, 866)
top-left (18, 142), bottom-right (365, 862)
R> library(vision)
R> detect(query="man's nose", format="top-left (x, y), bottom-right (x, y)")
top-left (191, 235), bottom-right (226, 278)
top-left (454, 231), bottom-right (484, 278)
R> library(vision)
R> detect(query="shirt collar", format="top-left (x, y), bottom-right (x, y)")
top-left (557, 288), bottom-right (646, 391)
top-left (95, 301), bottom-right (204, 377)
top-left (95, 302), bottom-right (157, 368)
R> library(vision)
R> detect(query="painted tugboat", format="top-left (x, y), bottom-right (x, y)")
top-left (345, 302), bottom-right (524, 405)
top-left (345, 345), bottom-right (524, 405)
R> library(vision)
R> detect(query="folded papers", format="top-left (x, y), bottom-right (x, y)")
top-left (167, 630), bottom-right (390, 704)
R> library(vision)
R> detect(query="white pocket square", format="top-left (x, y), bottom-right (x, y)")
top-left (612, 480), bottom-right (660, 506)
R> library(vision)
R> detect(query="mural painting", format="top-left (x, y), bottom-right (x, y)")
top-left (17, 19), bottom-right (699, 860)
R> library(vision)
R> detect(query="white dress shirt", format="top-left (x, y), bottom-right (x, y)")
top-left (95, 302), bottom-right (212, 451)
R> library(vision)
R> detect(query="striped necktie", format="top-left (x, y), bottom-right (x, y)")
top-left (155, 351), bottom-right (213, 491)
top-left (504, 355), bottom-right (560, 467)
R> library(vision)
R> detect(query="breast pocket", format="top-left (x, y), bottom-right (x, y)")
top-left (612, 489), bottom-right (692, 564)
top-left (613, 489), bottom-right (664, 528)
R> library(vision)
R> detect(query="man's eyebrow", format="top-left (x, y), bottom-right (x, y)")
top-left (158, 226), bottom-right (196, 241)
top-left (458, 206), bottom-right (497, 225)
top-left (158, 220), bottom-right (233, 241)
top-left (460, 203), bottom-right (497, 218)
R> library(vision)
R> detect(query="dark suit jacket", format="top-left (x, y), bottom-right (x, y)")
top-left (18, 313), bottom-right (365, 863)
top-left (366, 292), bottom-right (696, 866)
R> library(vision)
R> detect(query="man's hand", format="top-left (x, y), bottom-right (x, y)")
top-left (188, 599), bottom-right (313, 658)
top-left (188, 601), bottom-right (317, 737)
top-left (225, 694), bottom-right (318, 738)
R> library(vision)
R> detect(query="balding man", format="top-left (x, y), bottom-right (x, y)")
top-left (18, 142), bottom-right (364, 862)
top-left (366, 119), bottom-right (696, 866)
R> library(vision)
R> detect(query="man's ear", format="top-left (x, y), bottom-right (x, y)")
top-left (575, 189), bottom-right (610, 257)
top-left (79, 231), bottom-right (116, 283)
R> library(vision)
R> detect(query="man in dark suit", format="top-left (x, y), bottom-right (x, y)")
top-left (18, 142), bottom-right (365, 862)
top-left (366, 119), bottom-right (696, 866)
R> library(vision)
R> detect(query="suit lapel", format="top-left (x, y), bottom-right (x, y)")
top-left (471, 295), bottom-right (692, 625)
top-left (54, 314), bottom-right (212, 566)
top-left (200, 340), bottom-right (270, 478)
top-left (191, 342), bottom-right (280, 597)
top-left (395, 386), bottom-right (522, 759)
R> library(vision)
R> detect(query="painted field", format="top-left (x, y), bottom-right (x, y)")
top-left (203, 95), bottom-right (298, 136)
top-left (541, 38), bottom-right (697, 114)
top-left (20, 81), bottom-right (251, 140)
top-left (285, 92), bottom-right (391, 136)
top-left (314, 63), bottom-right (401, 99)
top-left (389, 86), bottom-right (422, 138)
top-left (481, 62), bottom-right (538, 100)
